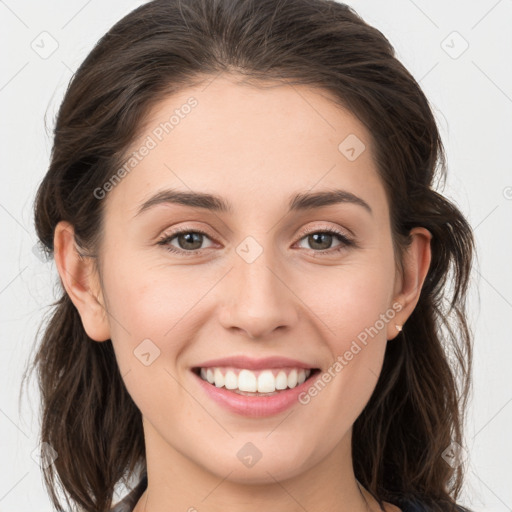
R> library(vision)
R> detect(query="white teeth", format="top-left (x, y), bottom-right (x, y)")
top-left (224, 370), bottom-right (238, 390)
top-left (213, 368), bottom-right (224, 388)
top-left (198, 367), bottom-right (313, 393)
top-left (238, 369), bottom-right (257, 392)
top-left (287, 369), bottom-right (298, 388)
top-left (275, 371), bottom-right (288, 390)
top-left (257, 370), bottom-right (275, 393)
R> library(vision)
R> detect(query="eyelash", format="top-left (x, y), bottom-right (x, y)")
top-left (157, 226), bottom-right (356, 256)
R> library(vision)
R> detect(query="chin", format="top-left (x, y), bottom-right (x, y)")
top-left (201, 448), bottom-right (313, 486)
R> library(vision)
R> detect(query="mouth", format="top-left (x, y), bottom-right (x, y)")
top-left (191, 366), bottom-right (321, 396)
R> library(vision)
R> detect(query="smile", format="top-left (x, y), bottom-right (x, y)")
top-left (194, 366), bottom-right (315, 394)
top-left (191, 362), bottom-right (321, 417)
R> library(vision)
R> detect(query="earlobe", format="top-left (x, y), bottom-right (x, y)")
top-left (53, 221), bottom-right (111, 342)
top-left (387, 227), bottom-right (432, 340)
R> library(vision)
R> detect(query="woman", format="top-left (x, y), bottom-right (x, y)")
top-left (28, 0), bottom-right (475, 510)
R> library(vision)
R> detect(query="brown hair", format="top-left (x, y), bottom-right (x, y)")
top-left (23, 0), bottom-right (474, 510)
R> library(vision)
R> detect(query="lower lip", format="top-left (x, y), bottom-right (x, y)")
top-left (192, 369), bottom-right (320, 418)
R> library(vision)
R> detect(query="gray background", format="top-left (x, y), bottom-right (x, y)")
top-left (1, 0), bottom-right (511, 510)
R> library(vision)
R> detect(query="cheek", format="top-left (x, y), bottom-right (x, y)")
top-left (297, 249), bottom-right (395, 405)
top-left (101, 259), bottom-right (207, 373)
top-left (102, 266), bottom-right (199, 421)
top-left (104, 254), bottom-right (209, 330)
top-left (295, 269), bottom-right (394, 435)
top-left (304, 259), bottom-right (395, 344)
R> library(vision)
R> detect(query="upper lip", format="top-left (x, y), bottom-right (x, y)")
top-left (193, 355), bottom-right (318, 371)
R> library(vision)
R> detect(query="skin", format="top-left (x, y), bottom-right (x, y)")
top-left (54, 75), bottom-right (431, 512)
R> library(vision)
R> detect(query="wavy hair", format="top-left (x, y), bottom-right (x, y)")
top-left (23, 0), bottom-right (474, 510)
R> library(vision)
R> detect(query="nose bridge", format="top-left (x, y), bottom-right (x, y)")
top-left (218, 235), bottom-right (298, 339)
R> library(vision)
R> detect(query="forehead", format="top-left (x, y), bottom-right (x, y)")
top-left (104, 75), bottom-right (386, 220)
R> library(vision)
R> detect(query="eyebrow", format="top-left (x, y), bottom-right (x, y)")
top-left (134, 188), bottom-right (372, 217)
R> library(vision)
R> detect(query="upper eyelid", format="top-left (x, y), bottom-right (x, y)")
top-left (296, 225), bottom-right (351, 238)
top-left (159, 224), bottom-right (352, 241)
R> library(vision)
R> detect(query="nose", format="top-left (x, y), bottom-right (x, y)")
top-left (218, 244), bottom-right (299, 340)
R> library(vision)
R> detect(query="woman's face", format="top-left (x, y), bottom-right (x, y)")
top-left (66, 75), bottom-right (427, 486)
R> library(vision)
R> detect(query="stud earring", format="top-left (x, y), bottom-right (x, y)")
top-left (395, 324), bottom-right (403, 332)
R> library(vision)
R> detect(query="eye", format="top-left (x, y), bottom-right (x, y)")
top-left (157, 226), bottom-right (356, 256)
top-left (295, 227), bottom-right (355, 253)
top-left (157, 228), bottom-right (215, 255)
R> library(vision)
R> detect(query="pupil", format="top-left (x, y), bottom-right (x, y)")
top-left (180, 232), bottom-right (202, 250)
top-left (310, 233), bottom-right (332, 250)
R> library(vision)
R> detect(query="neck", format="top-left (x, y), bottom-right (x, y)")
top-left (133, 418), bottom-right (389, 512)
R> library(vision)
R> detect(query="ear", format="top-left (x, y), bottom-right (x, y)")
top-left (53, 221), bottom-right (111, 342)
top-left (387, 227), bottom-right (432, 340)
